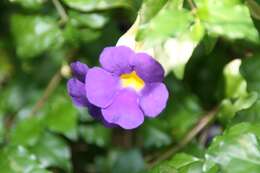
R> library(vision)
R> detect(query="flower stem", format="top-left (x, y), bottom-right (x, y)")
top-left (51, 0), bottom-right (68, 25)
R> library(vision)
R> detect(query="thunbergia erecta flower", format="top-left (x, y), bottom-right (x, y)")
top-left (67, 61), bottom-right (115, 127)
top-left (67, 46), bottom-right (169, 129)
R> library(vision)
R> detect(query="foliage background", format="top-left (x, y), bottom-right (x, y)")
top-left (1, 0), bottom-right (260, 172)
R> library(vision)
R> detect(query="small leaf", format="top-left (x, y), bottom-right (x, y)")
top-left (218, 92), bottom-right (258, 124)
top-left (224, 59), bottom-right (247, 98)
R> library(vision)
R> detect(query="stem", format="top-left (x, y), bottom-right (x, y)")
top-left (188, 0), bottom-right (196, 11)
top-left (147, 107), bottom-right (218, 168)
top-left (51, 0), bottom-right (68, 24)
top-left (29, 70), bottom-right (62, 117)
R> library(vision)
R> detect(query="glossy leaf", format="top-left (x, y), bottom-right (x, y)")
top-left (11, 14), bottom-right (64, 59)
top-left (30, 132), bottom-right (71, 171)
top-left (0, 146), bottom-right (50, 173)
top-left (204, 123), bottom-right (260, 173)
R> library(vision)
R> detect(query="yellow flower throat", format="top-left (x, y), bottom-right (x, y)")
top-left (120, 71), bottom-right (145, 91)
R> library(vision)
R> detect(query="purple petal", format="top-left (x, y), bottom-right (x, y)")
top-left (140, 83), bottom-right (169, 117)
top-left (71, 61), bottom-right (89, 82)
top-left (67, 78), bottom-right (88, 107)
top-left (99, 46), bottom-right (134, 75)
top-left (85, 67), bottom-right (120, 108)
top-left (131, 53), bottom-right (164, 83)
top-left (102, 89), bottom-right (144, 129)
top-left (88, 105), bottom-right (116, 128)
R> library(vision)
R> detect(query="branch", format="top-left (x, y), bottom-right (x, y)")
top-left (147, 107), bottom-right (218, 168)
top-left (29, 70), bottom-right (62, 117)
top-left (51, 0), bottom-right (68, 24)
top-left (188, 0), bottom-right (196, 11)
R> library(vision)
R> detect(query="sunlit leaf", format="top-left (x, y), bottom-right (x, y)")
top-left (195, 0), bottom-right (259, 42)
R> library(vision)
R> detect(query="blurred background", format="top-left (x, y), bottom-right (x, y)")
top-left (1, 0), bottom-right (260, 173)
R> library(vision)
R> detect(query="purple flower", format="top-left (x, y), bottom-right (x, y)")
top-left (67, 61), bottom-right (115, 127)
top-left (67, 46), bottom-right (169, 129)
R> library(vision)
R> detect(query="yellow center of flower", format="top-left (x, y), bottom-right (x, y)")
top-left (120, 71), bottom-right (145, 91)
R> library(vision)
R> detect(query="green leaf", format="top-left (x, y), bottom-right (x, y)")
top-left (45, 94), bottom-right (77, 135)
top-left (61, 0), bottom-right (133, 12)
top-left (139, 11), bottom-right (204, 79)
top-left (195, 0), bottom-right (259, 42)
top-left (11, 14), bottom-right (64, 59)
top-left (218, 92), bottom-right (258, 124)
top-left (224, 59), bottom-right (247, 98)
top-left (117, 2), bottom-right (204, 79)
top-left (234, 99), bottom-right (260, 123)
top-left (218, 59), bottom-right (258, 124)
top-left (68, 11), bottom-right (108, 29)
top-left (138, 0), bottom-right (168, 24)
top-left (30, 132), bottom-right (71, 171)
top-left (9, 0), bottom-right (46, 9)
top-left (204, 122), bottom-right (260, 173)
top-left (241, 53), bottom-right (260, 94)
top-left (10, 116), bottom-right (45, 146)
top-left (64, 24), bottom-right (101, 46)
top-left (139, 125), bottom-right (171, 148)
top-left (0, 145), bottom-right (50, 173)
top-left (112, 149), bottom-right (145, 173)
top-left (149, 153), bottom-right (203, 173)
top-left (137, 9), bottom-right (193, 42)
top-left (79, 124), bottom-right (112, 147)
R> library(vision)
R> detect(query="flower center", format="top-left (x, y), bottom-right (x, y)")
top-left (120, 71), bottom-right (145, 91)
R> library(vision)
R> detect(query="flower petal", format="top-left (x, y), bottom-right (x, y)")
top-left (131, 53), bottom-right (164, 83)
top-left (140, 83), bottom-right (169, 117)
top-left (88, 105), bottom-right (116, 128)
top-left (86, 67), bottom-right (119, 108)
top-left (67, 78), bottom-right (88, 107)
top-left (102, 89), bottom-right (144, 129)
top-left (71, 61), bottom-right (89, 82)
top-left (99, 46), bottom-right (134, 75)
